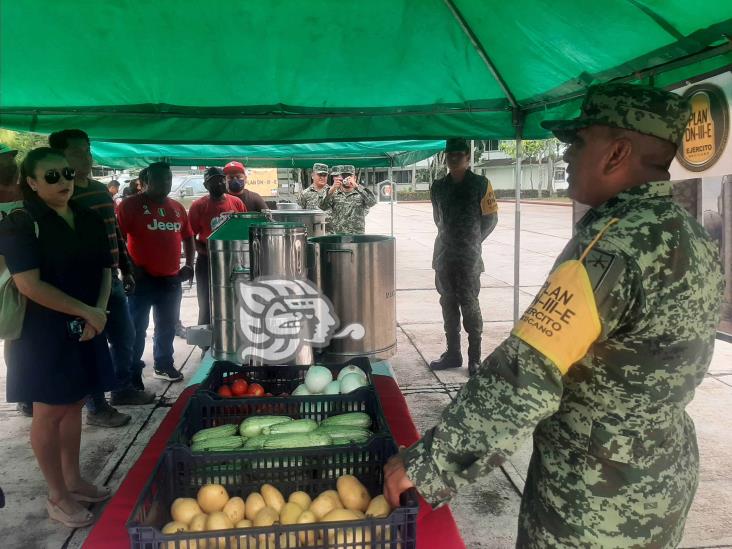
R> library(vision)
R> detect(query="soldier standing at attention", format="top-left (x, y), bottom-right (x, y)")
top-left (429, 138), bottom-right (498, 376)
top-left (320, 164), bottom-right (376, 234)
top-left (383, 83), bottom-right (724, 548)
top-left (297, 163), bottom-right (330, 209)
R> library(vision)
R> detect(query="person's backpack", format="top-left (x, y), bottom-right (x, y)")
top-left (0, 203), bottom-right (38, 340)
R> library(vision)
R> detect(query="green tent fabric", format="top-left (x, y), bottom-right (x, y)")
top-left (91, 140), bottom-right (445, 169)
top-left (1, 1), bottom-right (730, 143)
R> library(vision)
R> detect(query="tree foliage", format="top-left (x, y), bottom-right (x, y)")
top-left (0, 129), bottom-right (49, 161)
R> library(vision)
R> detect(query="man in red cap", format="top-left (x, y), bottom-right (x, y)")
top-left (223, 161), bottom-right (267, 212)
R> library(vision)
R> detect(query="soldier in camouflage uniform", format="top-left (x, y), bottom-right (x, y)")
top-left (297, 162), bottom-right (330, 209)
top-left (384, 83), bottom-right (725, 548)
top-left (320, 164), bottom-right (377, 234)
top-left (430, 138), bottom-right (498, 376)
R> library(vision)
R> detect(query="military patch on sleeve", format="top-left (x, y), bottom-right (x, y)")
top-left (512, 260), bottom-right (602, 374)
top-left (480, 179), bottom-right (498, 215)
top-left (582, 248), bottom-right (615, 291)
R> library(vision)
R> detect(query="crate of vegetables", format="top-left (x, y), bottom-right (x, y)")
top-left (127, 438), bottom-right (418, 549)
top-left (196, 357), bottom-right (373, 400)
top-left (169, 388), bottom-right (392, 455)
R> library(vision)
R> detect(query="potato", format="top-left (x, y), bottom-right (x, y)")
top-left (222, 496), bottom-right (246, 524)
top-left (253, 506), bottom-right (280, 527)
top-left (280, 501), bottom-right (303, 525)
top-left (234, 520), bottom-right (256, 549)
top-left (288, 490), bottom-right (312, 510)
top-left (204, 512), bottom-right (233, 549)
top-left (321, 489), bottom-right (344, 509)
top-left (297, 510), bottom-right (317, 546)
top-left (245, 492), bottom-right (266, 521)
top-left (171, 497), bottom-right (202, 525)
top-left (197, 484), bottom-right (229, 514)
top-left (235, 519), bottom-right (253, 528)
top-left (309, 494), bottom-right (336, 520)
top-left (365, 494), bottom-right (391, 518)
top-left (188, 513), bottom-right (208, 531)
top-left (160, 521), bottom-right (188, 549)
top-left (322, 509), bottom-right (370, 546)
top-left (260, 483), bottom-right (286, 513)
top-left (336, 475), bottom-right (371, 512)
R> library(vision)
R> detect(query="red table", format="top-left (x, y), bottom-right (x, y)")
top-left (84, 375), bottom-right (465, 548)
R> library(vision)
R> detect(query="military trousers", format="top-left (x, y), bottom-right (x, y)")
top-left (435, 264), bottom-right (482, 361)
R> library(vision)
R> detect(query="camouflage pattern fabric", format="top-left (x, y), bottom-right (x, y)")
top-left (297, 184), bottom-right (329, 210)
top-left (542, 82), bottom-right (691, 145)
top-left (320, 186), bottom-right (377, 234)
top-left (435, 265), bottom-right (482, 361)
top-left (431, 169), bottom-right (497, 272)
top-left (402, 181), bottom-right (724, 548)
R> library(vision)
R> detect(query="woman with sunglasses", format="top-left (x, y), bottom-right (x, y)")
top-left (0, 147), bottom-right (115, 528)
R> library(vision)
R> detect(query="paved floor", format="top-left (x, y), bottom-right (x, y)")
top-left (0, 201), bottom-right (730, 548)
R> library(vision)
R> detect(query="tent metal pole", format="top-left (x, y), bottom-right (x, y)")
top-left (470, 140), bottom-right (475, 170)
top-left (388, 164), bottom-right (394, 237)
top-left (513, 132), bottom-right (522, 324)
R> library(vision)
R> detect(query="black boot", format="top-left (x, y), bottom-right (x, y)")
top-left (468, 360), bottom-right (481, 377)
top-left (429, 351), bottom-right (463, 371)
top-left (468, 338), bottom-right (482, 377)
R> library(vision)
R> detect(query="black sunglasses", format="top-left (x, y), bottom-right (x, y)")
top-left (44, 167), bottom-right (75, 184)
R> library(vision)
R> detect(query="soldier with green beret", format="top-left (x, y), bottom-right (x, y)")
top-left (430, 138), bottom-right (498, 376)
top-left (384, 83), bottom-right (724, 548)
top-left (320, 164), bottom-right (377, 234)
top-left (298, 162), bottom-right (330, 210)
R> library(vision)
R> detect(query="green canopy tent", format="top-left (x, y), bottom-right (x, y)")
top-left (90, 140), bottom-right (445, 169)
top-left (1, 0), bottom-right (731, 319)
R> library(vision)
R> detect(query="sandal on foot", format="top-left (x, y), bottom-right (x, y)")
top-left (46, 499), bottom-right (95, 528)
top-left (70, 485), bottom-right (111, 503)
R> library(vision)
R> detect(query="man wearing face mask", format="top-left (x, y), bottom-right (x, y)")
top-left (224, 161), bottom-right (267, 212)
top-left (188, 167), bottom-right (246, 326)
top-left (320, 165), bottom-right (376, 234)
top-left (117, 162), bottom-right (195, 383)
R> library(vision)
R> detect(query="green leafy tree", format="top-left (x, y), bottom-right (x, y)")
top-left (0, 129), bottom-right (49, 161)
top-left (499, 138), bottom-right (564, 194)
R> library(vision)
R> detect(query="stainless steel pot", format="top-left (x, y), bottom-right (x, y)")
top-left (308, 234), bottom-right (396, 361)
top-left (268, 209), bottom-right (328, 237)
top-left (249, 223), bottom-right (312, 364)
top-left (207, 213), bottom-right (268, 362)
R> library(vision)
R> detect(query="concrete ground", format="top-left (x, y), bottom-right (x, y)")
top-left (0, 201), bottom-right (730, 548)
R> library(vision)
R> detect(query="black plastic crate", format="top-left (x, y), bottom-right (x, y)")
top-left (127, 439), bottom-right (418, 549)
top-left (197, 357), bottom-right (374, 399)
top-left (169, 389), bottom-right (392, 455)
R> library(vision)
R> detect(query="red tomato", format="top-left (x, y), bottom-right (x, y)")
top-left (231, 379), bottom-right (249, 396)
top-left (217, 385), bottom-right (233, 398)
top-left (247, 383), bottom-right (265, 397)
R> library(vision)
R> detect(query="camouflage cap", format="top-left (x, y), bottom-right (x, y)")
top-left (313, 162), bottom-right (329, 174)
top-left (330, 165), bottom-right (343, 176)
top-left (341, 164), bottom-right (356, 175)
top-left (541, 82), bottom-right (691, 146)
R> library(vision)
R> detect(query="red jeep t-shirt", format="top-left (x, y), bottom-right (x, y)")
top-left (188, 194), bottom-right (246, 247)
top-left (117, 193), bottom-right (193, 277)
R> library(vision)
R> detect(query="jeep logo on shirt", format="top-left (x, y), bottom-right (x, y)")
top-left (147, 219), bottom-right (182, 232)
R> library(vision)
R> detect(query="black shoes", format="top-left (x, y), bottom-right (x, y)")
top-left (153, 363), bottom-right (184, 382)
top-left (429, 352), bottom-right (463, 371)
top-left (110, 388), bottom-right (156, 406)
top-left (468, 361), bottom-right (481, 377)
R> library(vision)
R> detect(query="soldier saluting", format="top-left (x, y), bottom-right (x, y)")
top-left (384, 83), bottom-right (724, 548)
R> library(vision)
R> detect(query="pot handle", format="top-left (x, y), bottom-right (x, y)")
top-left (326, 248), bottom-right (354, 263)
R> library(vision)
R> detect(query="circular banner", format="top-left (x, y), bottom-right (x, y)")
top-left (677, 83), bottom-right (729, 172)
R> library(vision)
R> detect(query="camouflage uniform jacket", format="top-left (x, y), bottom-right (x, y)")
top-left (431, 170), bottom-right (498, 272)
top-left (320, 186), bottom-right (377, 234)
top-left (298, 184), bottom-right (329, 210)
top-left (402, 181), bottom-right (724, 548)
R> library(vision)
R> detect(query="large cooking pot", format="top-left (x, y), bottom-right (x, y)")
top-left (207, 213), bottom-right (268, 362)
top-left (267, 209), bottom-right (328, 237)
top-left (308, 234), bottom-right (396, 361)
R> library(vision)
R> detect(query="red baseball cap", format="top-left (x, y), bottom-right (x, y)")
top-left (223, 161), bottom-right (246, 174)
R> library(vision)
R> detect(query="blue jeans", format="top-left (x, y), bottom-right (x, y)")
top-left (86, 276), bottom-right (136, 412)
top-left (128, 274), bottom-right (182, 371)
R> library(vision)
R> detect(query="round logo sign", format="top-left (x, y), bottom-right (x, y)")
top-left (676, 84), bottom-right (729, 172)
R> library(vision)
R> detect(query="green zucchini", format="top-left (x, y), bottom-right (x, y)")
top-left (191, 436), bottom-right (243, 452)
top-left (191, 424), bottom-right (239, 443)
top-left (263, 419), bottom-right (318, 435)
top-left (315, 426), bottom-right (371, 444)
top-left (319, 412), bottom-right (371, 429)
top-left (261, 432), bottom-right (332, 449)
top-left (239, 416), bottom-right (293, 438)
